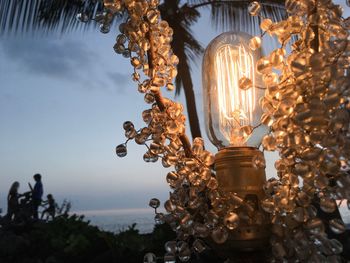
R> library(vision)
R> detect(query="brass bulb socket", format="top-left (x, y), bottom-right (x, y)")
top-left (215, 146), bottom-right (266, 198)
top-left (214, 146), bottom-right (271, 252)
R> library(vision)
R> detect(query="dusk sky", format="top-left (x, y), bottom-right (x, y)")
top-left (1, 2), bottom-right (348, 212)
top-left (0, 11), bottom-right (217, 211)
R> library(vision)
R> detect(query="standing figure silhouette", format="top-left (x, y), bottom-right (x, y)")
top-left (41, 194), bottom-right (56, 220)
top-left (29, 174), bottom-right (44, 220)
top-left (6, 181), bottom-right (21, 221)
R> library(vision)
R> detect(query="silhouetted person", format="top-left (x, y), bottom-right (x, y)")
top-left (16, 191), bottom-right (33, 223)
top-left (29, 173), bottom-right (43, 220)
top-left (6, 181), bottom-right (21, 220)
top-left (41, 194), bottom-right (56, 220)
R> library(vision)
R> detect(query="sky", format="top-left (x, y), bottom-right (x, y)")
top-left (0, 2), bottom-right (349, 213)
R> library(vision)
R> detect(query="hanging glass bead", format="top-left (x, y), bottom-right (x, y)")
top-left (192, 137), bottom-right (204, 156)
top-left (131, 57), bottom-right (141, 68)
top-left (94, 12), bottom-right (106, 23)
top-left (200, 168), bottom-right (211, 181)
top-left (163, 253), bottom-right (176, 263)
top-left (147, 10), bottom-right (159, 24)
top-left (144, 253), bottom-right (157, 263)
top-left (164, 199), bottom-right (176, 212)
top-left (194, 224), bottom-right (210, 238)
top-left (104, 0), bottom-right (122, 13)
top-left (241, 125), bottom-right (253, 137)
top-left (320, 197), bottom-right (337, 213)
top-left (249, 36), bottom-right (262, 50)
top-left (132, 72), bottom-right (140, 81)
top-left (100, 23), bottom-right (110, 34)
top-left (239, 77), bottom-right (253, 90)
top-left (178, 247), bottom-right (191, 262)
top-left (224, 212), bottom-right (240, 230)
top-left (193, 239), bottom-right (206, 253)
top-left (201, 151), bottom-right (215, 166)
top-left (144, 93), bottom-right (155, 104)
top-left (76, 12), bottom-right (89, 23)
top-left (260, 113), bottom-right (274, 126)
top-left (123, 121), bottom-right (134, 131)
top-left (164, 241), bottom-right (177, 254)
top-left (122, 50), bottom-right (131, 58)
top-left (149, 198), bottom-right (160, 209)
top-left (116, 34), bottom-right (127, 44)
top-left (113, 43), bottom-right (125, 54)
top-left (329, 219), bottom-right (346, 234)
top-left (135, 133), bottom-right (148, 145)
top-left (155, 212), bottom-right (165, 224)
top-left (211, 226), bottom-right (228, 244)
top-left (144, 151), bottom-right (157, 162)
top-left (256, 57), bottom-right (272, 74)
top-left (253, 154), bottom-right (266, 168)
top-left (260, 18), bottom-right (273, 32)
top-left (306, 218), bottom-right (325, 235)
top-left (330, 239), bottom-right (343, 254)
top-left (125, 128), bottom-right (137, 139)
top-left (118, 22), bottom-right (126, 33)
top-left (261, 199), bottom-right (275, 213)
top-left (207, 177), bottom-right (218, 190)
top-left (269, 49), bottom-right (284, 67)
top-left (248, 1), bottom-right (261, 16)
top-left (292, 207), bottom-right (307, 222)
top-left (285, 0), bottom-right (314, 15)
top-left (166, 83), bottom-right (175, 91)
top-left (116, 144), bottom-right (127, 157)
top-left (262, 135), bottom-right (277, 151)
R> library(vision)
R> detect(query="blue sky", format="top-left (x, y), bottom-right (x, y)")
top-left (0, 2), bottom-right (348, 212)
top-left (0, 11), bottom-right (215, 211)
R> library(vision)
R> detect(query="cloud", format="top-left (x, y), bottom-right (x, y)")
top-left (0, 37), bottom-right (134, 94)
top-left (1, 38), bottom-right (95, 79)
top-left (105, 71), bottom-right (131, 93)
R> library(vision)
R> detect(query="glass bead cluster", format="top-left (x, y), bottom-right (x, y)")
top-left (107, 0), bottom-right (262, 261)
top-left (80, 0), bottom-right (350, 262)
top-left (252, 0), bottom-right (350, 261)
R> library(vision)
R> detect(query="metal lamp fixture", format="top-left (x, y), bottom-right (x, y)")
top-left (100, 0), bottom-right (349, 260)
top-left (202, 31), bottom-right (270, 250)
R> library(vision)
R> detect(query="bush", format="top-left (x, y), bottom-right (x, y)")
top-left (0, 214), bottom-right (176, 263)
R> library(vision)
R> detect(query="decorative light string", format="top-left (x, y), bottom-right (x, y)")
top-left (80, 0), bottom-right (350, 261)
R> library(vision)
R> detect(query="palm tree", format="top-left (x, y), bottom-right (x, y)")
top-left (0, 0), bottom-right (285, 139)
top-left (159, 0), bottom-right (285, 139)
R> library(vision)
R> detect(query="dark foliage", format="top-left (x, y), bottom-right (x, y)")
top-left (0, 0), bottom-right (103, 35)
top-left (0, 214), bottom-right (177, 263)
top-left (0, 213), bottom-right (278, 262)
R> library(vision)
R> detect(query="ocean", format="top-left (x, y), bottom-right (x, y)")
top-left (72, 208), bottom-right (157, 234)
top-left (73, 205), bottom-right (350, 234)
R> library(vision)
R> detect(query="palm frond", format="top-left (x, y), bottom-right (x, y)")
top-left (160, 0), bottom-right (204, 95)
top-left (206, 0), bottom-right (285, 34)
top-left (0, 0), bottom-right (103, 35)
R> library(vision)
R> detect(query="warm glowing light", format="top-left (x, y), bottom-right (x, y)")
top-left (215, 44), bottom-right (257, 145)
top-left (202, 32), bottom-right (266, 148)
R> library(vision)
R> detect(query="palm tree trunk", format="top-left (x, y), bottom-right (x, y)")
top-left (176, 49), bottom-right (202, 140)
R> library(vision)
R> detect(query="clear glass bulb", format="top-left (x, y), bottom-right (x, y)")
top-left (202, 32), bottom-right (268, 149)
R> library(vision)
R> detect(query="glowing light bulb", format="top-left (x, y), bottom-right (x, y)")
top-left (202, 32), bottom-right (268, 149)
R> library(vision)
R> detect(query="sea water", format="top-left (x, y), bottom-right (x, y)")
top-left (72, 208), bottom-right (156, 233)
top-left (74, 205), bottom-right (350, 234)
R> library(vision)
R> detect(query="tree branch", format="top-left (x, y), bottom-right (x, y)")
top-left (146, 28), bottom-right (193, 158)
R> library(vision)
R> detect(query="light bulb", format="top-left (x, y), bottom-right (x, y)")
top-left (202, 32), bottom-right (268, 149)
top-left (202, 32), bottom-right (271, 250)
